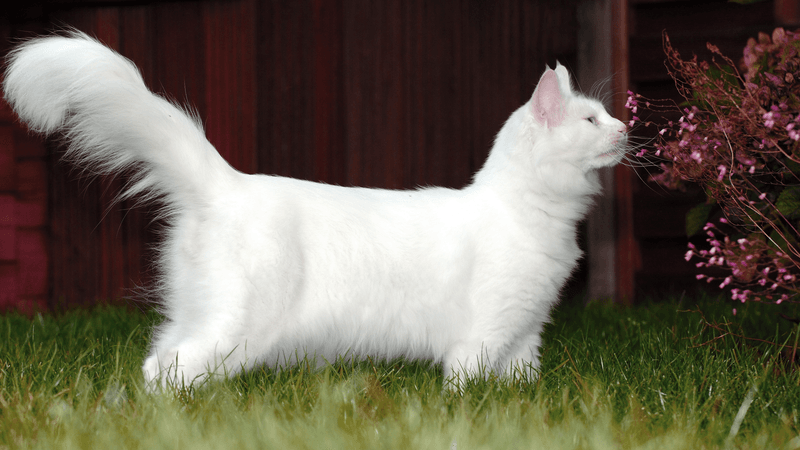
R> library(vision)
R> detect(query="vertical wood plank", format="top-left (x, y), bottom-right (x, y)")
top-left (120, 5), bottom-right (155, 297)
top-left (0, 194), bottom-right (15, 261)
top-left (256, 0), bottom-right (314, 179)
top-left (204, 0), bottom-right (257, 174)
top-left (94, 8), bottom-right (124, 303)
top-left (53, 9), bottom-right (97, 308)
top-left (578, 0), bottom-right (617, 302)
top-left (0, 263), bottom-right (17, 310)
top-left (342, 0), bottom-right (406, 188)
top-left (153, 2), bottom-right (206, 122)
top-left (312, 0), bottom-right (345, 185)
top-left (613, 0), bottom-right (637, 305)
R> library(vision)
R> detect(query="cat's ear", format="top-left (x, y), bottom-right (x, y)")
top-left (531, 68), bottom-right (566, 129)
top-left (554, 62), bottom-right (573, 94)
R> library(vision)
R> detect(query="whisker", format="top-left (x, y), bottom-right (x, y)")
top-left (588, 76), bottom-right (614, 110)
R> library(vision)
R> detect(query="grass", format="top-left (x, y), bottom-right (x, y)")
top-left (1, 294), bottom-right (799, 449)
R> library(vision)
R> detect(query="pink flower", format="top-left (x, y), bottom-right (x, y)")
top-left (763, 111), bottom-right (776, 128)
top-left (625, 94), bottom-right (638, 109)
top-left (764, 72), bottom-right (784, 86)
top-left (717, 165), bottom-right (727, 181)
top-left (629, 28), bottom-right (800, 307)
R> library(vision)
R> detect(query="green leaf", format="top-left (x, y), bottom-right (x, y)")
top-left (705, 64), bottom-right (738, 86)
top-left (776, 187), bottom-right (800, 220)
top-left (686, 203), bottom-right (715, 237)
top-left (785, 159), bottom-right (800, 174)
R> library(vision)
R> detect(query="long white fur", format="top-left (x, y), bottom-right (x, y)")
top-left (3, 31), bottom-right (627, 389)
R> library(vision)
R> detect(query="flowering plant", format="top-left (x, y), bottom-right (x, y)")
top-left (627, 29), bottom-right (800, 304)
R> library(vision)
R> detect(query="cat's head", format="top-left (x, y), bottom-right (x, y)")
top-left (476, 63), bottom-right (628, 199)
top-left (527, 63), bottom-right (628, 171)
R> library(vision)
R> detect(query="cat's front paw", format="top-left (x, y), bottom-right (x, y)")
top-left (141, 349), bottom-right (211, 392)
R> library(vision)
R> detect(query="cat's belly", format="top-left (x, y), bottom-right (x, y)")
top-left (287, 256), bottom-right (473, 364)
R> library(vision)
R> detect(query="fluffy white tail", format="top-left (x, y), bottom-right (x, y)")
top-left (2, 31), bottom-right (234, 211)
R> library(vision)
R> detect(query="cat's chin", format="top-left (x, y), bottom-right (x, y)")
top-left (589, 151), bottom-right (625, 168)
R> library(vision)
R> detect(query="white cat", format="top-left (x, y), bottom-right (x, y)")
top-left (3, 32), bottom-right (627, 389)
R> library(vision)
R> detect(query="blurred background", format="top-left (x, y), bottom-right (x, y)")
top-left (0, 0), bottom-right (795, 312)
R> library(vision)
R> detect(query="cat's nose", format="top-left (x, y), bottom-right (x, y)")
top-left (612, 127), bottom-right (628, 146)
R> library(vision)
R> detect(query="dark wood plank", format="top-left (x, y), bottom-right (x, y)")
top-left (203, 0), bottom-right (257, 174)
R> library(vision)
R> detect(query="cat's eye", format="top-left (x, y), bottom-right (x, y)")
top-left (586, 116), bottom-right (598, 125)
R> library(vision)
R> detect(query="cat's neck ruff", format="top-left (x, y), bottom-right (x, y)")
top-left (470, 107), bottom-right (604, 224)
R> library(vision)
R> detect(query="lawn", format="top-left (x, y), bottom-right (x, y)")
top-left (1, 294), bottom-right (799, 449)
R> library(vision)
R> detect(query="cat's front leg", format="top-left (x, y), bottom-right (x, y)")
top-left (442, 342), bottom-right (496, 391)
top-left (442, 329), bottom-right (544, 390)
top-left (502, 331), bottom-right (543, 381)
top-left (142, 339), bottom-right (246, 391)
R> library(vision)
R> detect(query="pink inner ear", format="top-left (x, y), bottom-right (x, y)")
top-left (531, 70), bottom-right (565, 128)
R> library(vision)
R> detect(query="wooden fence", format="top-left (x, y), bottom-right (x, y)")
top-left (0, 0), bottom-right (580, 310)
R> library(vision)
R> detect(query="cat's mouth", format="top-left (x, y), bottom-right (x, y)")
top-left (597, 150), bottom-right (620, 159)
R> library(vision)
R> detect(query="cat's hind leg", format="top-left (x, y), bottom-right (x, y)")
top-left (141, 262), bottom-right (269, 390)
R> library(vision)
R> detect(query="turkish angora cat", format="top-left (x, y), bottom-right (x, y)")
top-left (3, 32), bottom-right (627, 389)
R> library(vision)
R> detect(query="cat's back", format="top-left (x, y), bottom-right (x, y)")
top-left (234, 173), bottom-right (475, 233)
